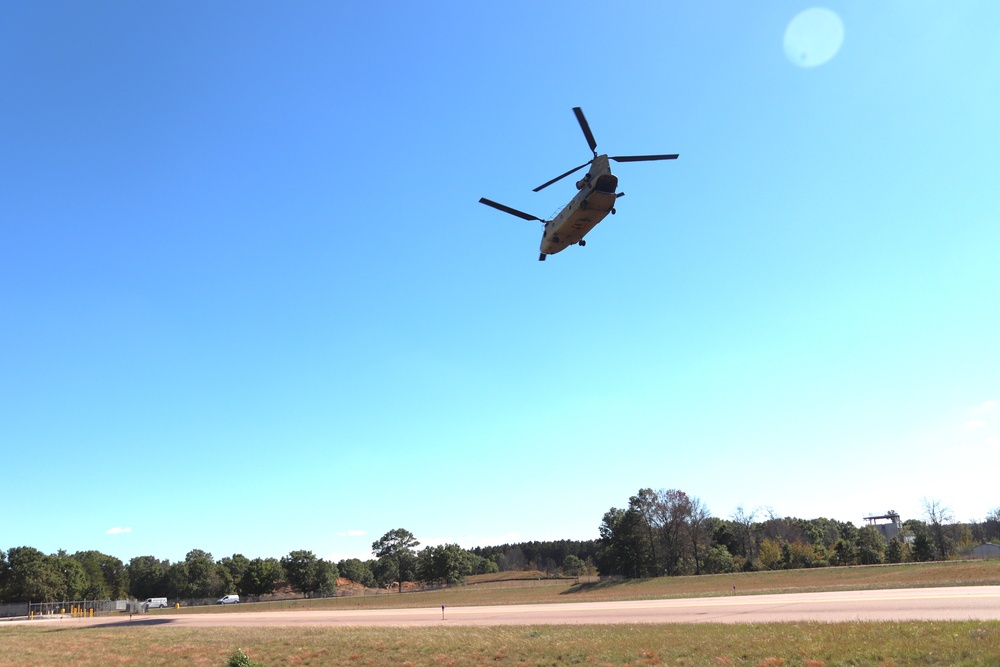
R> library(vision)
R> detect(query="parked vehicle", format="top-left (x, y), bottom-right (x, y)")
top-left (143, 597), bottom-right (168, 609)
top-left (217, 594), bottom-right (240, 604)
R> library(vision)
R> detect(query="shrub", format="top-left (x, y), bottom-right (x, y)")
top-left (227, 648), bottom-right (262, 667)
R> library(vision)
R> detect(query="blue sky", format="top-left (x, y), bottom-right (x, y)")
top-left (2, 1), bottom-right (998, 565)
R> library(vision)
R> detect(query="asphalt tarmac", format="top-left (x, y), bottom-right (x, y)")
top-left (23, 586), bottom-right (1000, 628)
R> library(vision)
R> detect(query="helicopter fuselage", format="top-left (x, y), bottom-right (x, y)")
top-left (478, 106), bottom-right (677, 261)
top-left (540, 155), bottom-right (618, 256)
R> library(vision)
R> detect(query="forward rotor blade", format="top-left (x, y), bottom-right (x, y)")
top-left (573, 107), bottom-right (598, 154)
top-left (610, 154), bottom-right (679, 162)
top-left (479, 198), bottom-right (545, 222)
top-left (532, 160), bottom-right (592, 192)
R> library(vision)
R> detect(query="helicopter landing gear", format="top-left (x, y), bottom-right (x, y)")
top-left (578, 240), bottom-right (586, 247)
top-left (611, 208), bottom-right (616, 215)
top-left (538, 253), bottom-right (546, 261)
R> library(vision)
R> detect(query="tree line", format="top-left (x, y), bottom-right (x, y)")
top-left (596, 489), bottom-right (1000, 577)
top-left (2, 498), bottom-right (997, 604)
top-left (0, 533), bottom-right (567, 604)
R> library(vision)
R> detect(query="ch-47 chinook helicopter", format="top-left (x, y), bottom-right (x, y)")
top-left (480, 107), bottom-right (678, 261)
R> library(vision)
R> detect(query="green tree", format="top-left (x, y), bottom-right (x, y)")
top-left (832, 538), bottom-right (857, 566)
top-left (3, 547), bottom-right (63, 602)
top-left (417, 544), bottom-right (475, 584)
top-left (758, 539), bottom-right (783, 570)
top-left (911, 524), bottom-right (936, 561)
top-left (72, 551), bottom-right (127, 599)
top-left (337, 558), bottom-right (376, 588)
top-left (315, 560), bottom-right (339, 595)
top-left (128, 556), bottom-right (168, 600)
top-left (701, 545), bottom-right (736, 574)
top-left (184, 550), bottom-right (229, 597)
top-left (371, 556), bottom-right (398, 588)
top-left (0, 551), bottom-right (8, 601)
top-left (54, 550), bottom-right (87, 600)
top-left (886, 536), bottom-right (905, 563)
top-left (240, 557), bottom-right (282, 597)
top-left (856, 526), bottom-right (885, 565)
top-left (562, 554), bottom-right (585, 576)
top-left (597, 506), bottom-right (652, 578)
top-left (220, 554), bottom-right (251, 592)
top-left (163, 561), bottom-right (190, 599)
top-left (474, 555), bottom-right (499, 575)
top-left (125, 556), bottom-right (170, 600)
top-left (984, 507), bottom-right (1000, 542)
top-left (281, 550), bottom-right (321, 597)
top-left (372, 529), bottom-right (420, 593)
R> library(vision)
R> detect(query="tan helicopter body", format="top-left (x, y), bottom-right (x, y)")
top-left (539, 155), bottom-right (618, 256)
top-left (480, 108), bottom-right (677, 261)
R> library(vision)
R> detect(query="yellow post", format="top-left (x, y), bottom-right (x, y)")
top-left (29, 611), bottom-right (33, 620)
top-left (90, 608), bottom-right (94, 618)
top-left (175, 603), bottom-right (180, 609)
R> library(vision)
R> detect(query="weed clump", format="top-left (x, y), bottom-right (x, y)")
top-left (227, 648), bottom-right (262, 667)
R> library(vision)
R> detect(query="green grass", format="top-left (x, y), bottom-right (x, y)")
top-left (157, 560), bottom-right (1000, 615)
top-left (5, 561), bottom-right (999, 666)
top-left (1, 622), bottom-right (999, 666)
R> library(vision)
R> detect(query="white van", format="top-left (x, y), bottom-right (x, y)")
top-left (217, 594), bottom-right (240, 604)
top-left (143, 597), bottom-right (168, 609)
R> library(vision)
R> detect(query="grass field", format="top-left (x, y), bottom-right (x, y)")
top-left (3, 561), bottom-right (1000, 666)
top-left (161, 560), bottom-right (1000, 614)
top-left (2, 621), bottom-right (998, 666)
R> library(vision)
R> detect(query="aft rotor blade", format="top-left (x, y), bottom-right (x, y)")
top-left (532, 160), bottom-right (592, 192)
top-left (573, 107), bottom-right (598, 154)
top-left (610, 154), bottom-right (680, 162)
top-left (479, 198), bottom-right (545, 222)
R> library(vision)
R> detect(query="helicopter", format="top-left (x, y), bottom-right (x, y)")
top-left (480, 107), bottom-right (678, 261)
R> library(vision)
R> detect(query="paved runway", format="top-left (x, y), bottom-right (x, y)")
top-left (35, 586), bottom-right (1000, 628)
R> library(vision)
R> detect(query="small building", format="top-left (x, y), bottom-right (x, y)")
top-left (970, 543), bottom-right (1000, 560)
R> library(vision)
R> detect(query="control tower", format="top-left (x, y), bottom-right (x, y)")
top-left (864, 510), bottom-right (903, 541)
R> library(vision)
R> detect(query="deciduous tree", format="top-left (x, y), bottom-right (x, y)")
top-left (73, 551), bottom-right (127, 600)
top-left (337, 558), bottom-right (375, 588)
top-left (128, 556), bottom-right (168, 600)
top-left (702, 545), bottom-right (736, 574)
top-left (182, 549), bottom-right (230, 598)
top-left (886, 536), bottom-right (906, 563)
top-left (856, 526), bottom-right (885, 565)
top-left (281, 550), bottom-right (321, 597)
top-left (730, 505), bottom-right (759, 569)
top-left (3, 547), bottom-right (63, 602)
top-left (922, 498), bottom-right (955, 560)
top-left (417, 544), bottom-right (475, 584)
top-left (220, 554), bottom-right (250, 592)
top-left (239, 557), bottom-right (282, 597)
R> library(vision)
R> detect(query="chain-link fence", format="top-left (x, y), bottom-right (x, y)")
top-left (1, 600), bottom-right (139, 620)
top-left (0, 602), bottom-right (29, 619)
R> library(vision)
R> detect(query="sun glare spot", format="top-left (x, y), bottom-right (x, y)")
top-left (784, 8), bottom-right (845, 68)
